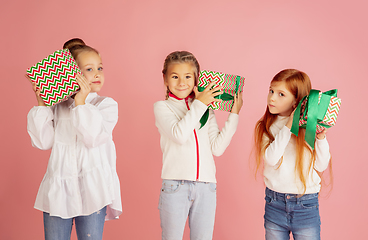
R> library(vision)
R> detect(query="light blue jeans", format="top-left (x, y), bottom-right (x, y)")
top-left (264, 188), bottom-right (321, 240)
top-left (43, 206), bottom-right (106, 240)
top-left (159, 179), bottom-right (217, 240)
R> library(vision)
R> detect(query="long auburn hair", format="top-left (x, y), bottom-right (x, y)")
top-left (254, 69), bottom-right (332, 195)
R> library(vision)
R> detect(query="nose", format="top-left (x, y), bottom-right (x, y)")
top-left (178, 77), bottom-right (185, 86)
top-left (269, 93), bottom-right (275, 102)
top-left (94, 73), bottom-right (100, 79)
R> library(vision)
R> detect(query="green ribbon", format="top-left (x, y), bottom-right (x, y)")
top-left (291, 89), bottom-right (338, 149)
top-left (198, 76), bottom-right (241, 129)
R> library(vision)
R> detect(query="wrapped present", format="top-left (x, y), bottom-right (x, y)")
top-left (197, 70), bottom-right (245, 129)
top-left (291, 89), bottom-right (341, 149)
top-left (27, 49), bottom-right (81, 106)
top-left (198, 70), bottom-right (245, 112)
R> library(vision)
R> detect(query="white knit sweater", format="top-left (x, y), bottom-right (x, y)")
top-left (154, 96), bottom-right (239, 183)
top-left (263, 115), bottom-right (331, 194)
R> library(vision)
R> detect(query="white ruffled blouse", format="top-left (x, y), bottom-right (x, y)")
top-left (27, 92), bottom-right (122, 220)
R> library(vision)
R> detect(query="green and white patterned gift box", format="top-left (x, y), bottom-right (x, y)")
top-left (27, 49), bottom-right (81, 106)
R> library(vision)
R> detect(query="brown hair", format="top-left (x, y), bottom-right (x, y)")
top-left (162, 51), bottom-right (200, 99)
top-left (254, 69), bottom-right (332, 195)
top-left (63, 38), bottom-right (99, 62)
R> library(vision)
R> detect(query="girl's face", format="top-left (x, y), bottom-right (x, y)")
top-left (268, 81), bottom-right (296, 116)
top-left (77, 51), bottom-right (104, 93)
top-left (164, 62), bottom-right (195, 99)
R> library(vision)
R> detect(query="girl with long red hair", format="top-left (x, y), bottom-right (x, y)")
top-left (254, 69), bottom-right (332, 240)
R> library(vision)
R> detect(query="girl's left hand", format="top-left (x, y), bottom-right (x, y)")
top-left (74, 74), bottom-right (91, 106)
top-left (316, 129), bottom-right (327, 140)
top-left (231, 91), bottom-right (243, 114)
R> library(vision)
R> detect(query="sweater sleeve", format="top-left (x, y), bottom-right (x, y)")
top-left (153, 99), bottom-right (208, 145)
top-left (264, 126), bottom-right (291, 166)
top-left (27, 106), bottom-right (55, 150)
top-left (71, 98), bottom-right (118, 148)
top-left (314, 137), bottom-right (331, 172)
top-left (207, 111), bottom-right (239, 156)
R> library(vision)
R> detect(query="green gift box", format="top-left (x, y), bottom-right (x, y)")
top-left (291, 89), bottom-right (341, 149)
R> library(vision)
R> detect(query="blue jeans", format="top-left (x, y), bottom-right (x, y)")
top-left (43, 206), bottom-right (106, 240)
top-left (159, 179), bottom-right (217, 240)
top-left (264, 188), bottom-right (321, 240)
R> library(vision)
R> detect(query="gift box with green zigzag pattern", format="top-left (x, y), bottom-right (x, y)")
top-left (27, 49), bottom-right (81, 106)
top-left (198, 70), bottom-right (245, 112)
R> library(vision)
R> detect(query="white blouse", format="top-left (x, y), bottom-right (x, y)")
top-left (27, 92), bottom-right (122, 220)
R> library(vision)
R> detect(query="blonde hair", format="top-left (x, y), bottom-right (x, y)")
top-left (63, 38), bottom-right (99, 62)
top-left (162, 51), bottom-right (200, 99)
top-left (254, 69), bottom-right (332, 195)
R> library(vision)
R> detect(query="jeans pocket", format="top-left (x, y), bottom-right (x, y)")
top-left (300, 198), bottom-right (319, 209)
top-left (208, 182), bottom-right (217, 192)
top-left (161, 180), bottom-right (181, 194)
top-left (265, 195), bottom-right (274, 204)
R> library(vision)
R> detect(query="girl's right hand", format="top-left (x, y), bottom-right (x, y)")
top-left (25, 74), bottom-right (46, 106)
top-left (193, 81), bottom-right (223, 106)
top-left (74, 74), bottom-right (91, 106)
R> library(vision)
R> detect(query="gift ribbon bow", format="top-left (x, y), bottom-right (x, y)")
top-left (197, 76), bottom-right (241, 129)
top-left (291, 89), bottom-right (338, 149)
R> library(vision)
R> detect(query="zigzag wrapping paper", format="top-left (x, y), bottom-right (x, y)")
top-left (27, 49), bottom-right (81, 106)
top-left (198, 70), bottom-right (245, 112)
top-left (298, 92), bottom-right (341, 133)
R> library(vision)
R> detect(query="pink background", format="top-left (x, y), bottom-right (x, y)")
top-left (1, 0), bottom-right (366, 239)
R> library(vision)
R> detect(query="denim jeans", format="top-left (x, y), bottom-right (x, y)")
top-left (43, 206), bottom-right (107, 240)
top-left (264, 188), bottom-right (321, 240)
top-left (159, 179), bottom-right (217, 240)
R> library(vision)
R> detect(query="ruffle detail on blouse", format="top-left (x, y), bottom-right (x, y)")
top-left (34, 162), bottom-right (122, 220)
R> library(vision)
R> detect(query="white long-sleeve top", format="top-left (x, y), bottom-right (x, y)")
top-left (27, 92), bottom-right (122, 220)
top-left (263, 115), bottom-right (331, 194)
top-left (154, 96), bottom-right (239, 183)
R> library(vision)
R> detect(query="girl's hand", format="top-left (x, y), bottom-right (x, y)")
top-left (25, 74), bottom-right (46, 106)
top-left (316, 129), bottom-right (327, 140)
top-left (286, 109), bottom-right (296, 129)
top-left (74, 74), bottom-right (91, 106)
top-left (193, 81), bottom-right (223, 106)
top-left (231, 91), bottom-right (243, 114)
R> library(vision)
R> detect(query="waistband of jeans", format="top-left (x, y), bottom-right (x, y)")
top-left (266, 187), bottom-right (319, 201)
top-left (162, 179), bottom-right (214, 185)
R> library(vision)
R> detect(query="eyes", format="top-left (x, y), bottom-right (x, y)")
top-left (269, 89), bottom-right (285, 97)
top-left (171, 75), bottom-right (192, 79)
top-left (85, 66), bottom-right (103, 72)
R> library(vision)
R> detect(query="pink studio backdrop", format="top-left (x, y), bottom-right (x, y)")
top-left (0, 0), bottom-right (366, 239)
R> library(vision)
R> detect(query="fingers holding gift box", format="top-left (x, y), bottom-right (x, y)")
top-left (194, 81), bottom-right (224, 106)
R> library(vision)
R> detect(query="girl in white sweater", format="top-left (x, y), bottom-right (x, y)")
top-left (154, 51), bottom-right (243, 240)
top-left (27, 38), bottom-right (122, 240)
top-left (254, 69), bottom-right (332, 240)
